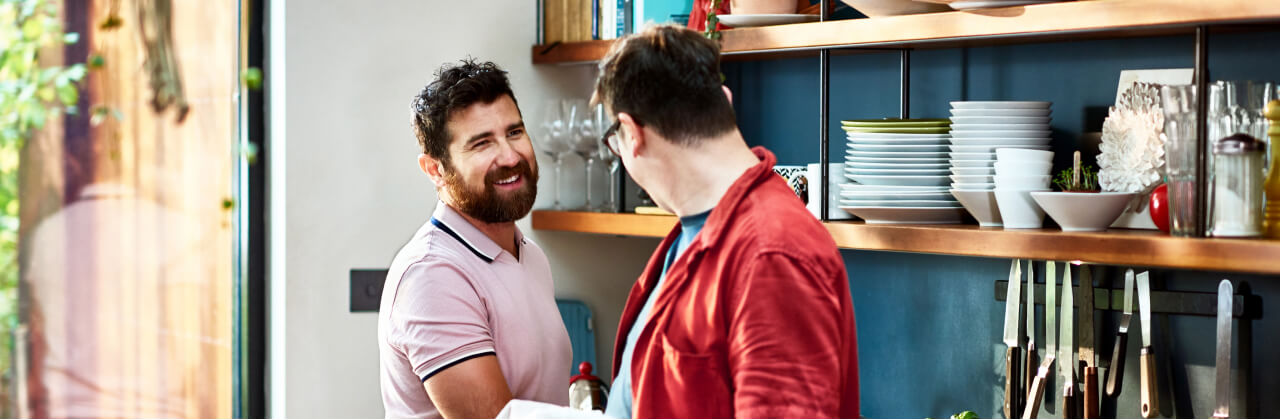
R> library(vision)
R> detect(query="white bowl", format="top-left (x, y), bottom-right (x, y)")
top-left (994, 174), bottom-right (1052, 189)
top-left (951, 167), bottom-right (996, 176)
top-left (951, 174), bottom-right (994, 184)
top-left (951, 182), bottom-right (995, 190)
top-left (996, 148), bottom-right (1054, 162)
top-left (838, 0), bottom-right (951, 16)
top-left (994, 161), bottom-right (1053, 176)
top-left (1031, 191), bottom-right (1137, 232)
top-left (951, 189), bottom-right (1002, 227)
top-left (994, 189), bottom-right (1049, 229)
top-left (950, 159), bottom-right (997, 168)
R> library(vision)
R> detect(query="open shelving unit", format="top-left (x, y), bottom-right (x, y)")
top-left (530, 0), bottom-right (1280, 275)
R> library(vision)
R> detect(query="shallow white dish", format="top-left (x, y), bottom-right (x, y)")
top-left (846, 168), bottom-right (951, 176)
top-left (951, 144), bottom-right (1051, 154)
top-left (840, 199), bottom-right (959, 208)
top-left (847, 161), bottom-right (950, 169)
top-left (840, 183), bottom-right (950, 192)
top-left (847, 174), bottom-right (951, 186)
top-left (949, 159), bottom-right (997, 168)
top-left (716, 13), bottom-right (819, 27)
top-left (840, 132), bottom-right (951, 139)
top-left (848, 143), bottom-right (951, 152)
top-left (949, 138), bottom-right (1052, 146)
top-left (847, 156), bottom-right (951, 164)
top-left (952, 182), bottom-right (996, 190)
top-left (951, 130), bottom-right (1052, 139)
top-left (950, 152), bottom-right (998, 160)
top-left (994, 188), bottom-right (1050, 229)
top-left (1031, 191), bottom-right (1137, 232)
top-left (950, 174), bottom-right (994, 184)
top-left (947, 0), bottom-right (1065, 11)
top-left (839, 0), bottom-right (951, 17)
top-left (950, 101), bottom-right (1052, 109)
top-left (848, 150), bottom-right (951, 159)
top-left (949, 116), bottom-right (1051, 125)
top-left (949, 123), bottom-right (1050, 131)
top-left (838, 206), bottom-right (967, 224)
top-left (950, 189), bottom-right (1002, 227)
top-left (846, 137), bottom-right (951, 145)
top-left (951, 108), bottom-right (1052, 117)
top-left (951, 167), bottom-right (996, 176)
top-left (841, 190), bottom-right (956, 200)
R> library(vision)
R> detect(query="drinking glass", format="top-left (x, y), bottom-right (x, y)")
top-left (536, 99), bottom-right (571, 210)
top-left (591, 105), bottom-right (619, 212)
top-left (560, 99), bottom-right (589, 210)
top-left (1160, 84), bottom-right (1200, 237)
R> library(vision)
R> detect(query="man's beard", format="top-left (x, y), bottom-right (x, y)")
top-left (443, 157), bottom-right (538, 224)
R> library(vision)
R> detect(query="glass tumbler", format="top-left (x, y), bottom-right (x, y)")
top-left (1160, 84), bottom-right (1200, 237)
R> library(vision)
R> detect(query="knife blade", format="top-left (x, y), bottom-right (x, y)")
top-left (1022, 261), bottom-right (1057, 419)
top-left (1004, 259), bottom-right (1024, 419)
top-left (1025, 261), bottom-right (1038, 410)
top-left (1137, 271), bottom-right (1159, 419)
top-left (1080, 265), bottom-right (1098, 418)
top-left (1059, 264), bottom-right (1077, 419)
top-left (1105, 269), bottom-right (1136, 398)
top-left (1212, 280), bottom-right (1233, 419)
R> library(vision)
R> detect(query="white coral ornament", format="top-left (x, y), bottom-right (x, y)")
top-left (1099, 82), bottom-right (1166, 195)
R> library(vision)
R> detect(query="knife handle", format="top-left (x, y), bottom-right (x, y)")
top-left (1025, 347), bottom-right (1038, 407)
top-left (1023, 373), bottom-right (1047, 419)
top-left (1083, 366), bottom-right (1099, 419)
top-left (1105, 330), bottom-right (1128, 398)
top-left (1140, 347), bottom-right (1159, 419)
top-left (1006, 348), bottom-right (1022, 419)
top-left (1062, 386), bottom-right (1077, 420)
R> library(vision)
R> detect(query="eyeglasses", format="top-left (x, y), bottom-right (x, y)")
top-left (601, 119), bottom-right (622, 156)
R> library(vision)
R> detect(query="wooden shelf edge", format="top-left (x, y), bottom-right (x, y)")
top-left (532, 0), bottom-right (1280, 65)
top-left (531, 210), bottom-right (1280, 274)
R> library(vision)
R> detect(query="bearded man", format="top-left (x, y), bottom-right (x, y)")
top-left (378, 59), bottom-right (571, 419)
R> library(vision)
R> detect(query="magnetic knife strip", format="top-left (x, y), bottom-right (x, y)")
top-left (993, 280), bottom-right (1263, 319)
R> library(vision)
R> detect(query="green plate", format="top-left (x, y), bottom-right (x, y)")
top-left (841, 118), bottom-right (951, 128)
top-left (842, 126), bottom-right (952, 134)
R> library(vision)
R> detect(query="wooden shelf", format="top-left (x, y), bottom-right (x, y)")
top-left (531, 210), bottom-right (1280, 274)
top-left (531, 0), bottom-right (1280, 64)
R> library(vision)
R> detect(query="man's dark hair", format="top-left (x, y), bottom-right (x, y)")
top-left (594, 24), bottom-right (736, 146)
top-left (411, 59), bottom-right (518, 164)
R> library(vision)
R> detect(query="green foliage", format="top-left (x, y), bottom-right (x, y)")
top-left (1053, 164), bottom-right (1100, 192)
top-left (703, 0), bottom-right (722, 41)
top-left (0, 0), bottom-right (86, 402)
top-left (240, 67), bottom-right (262, 90)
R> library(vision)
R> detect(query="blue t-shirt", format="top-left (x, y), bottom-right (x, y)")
top-left (604, 209), bottom-right (711, 418)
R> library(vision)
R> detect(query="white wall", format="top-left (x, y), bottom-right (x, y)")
top-left (277, 0), bottom-right (658, 417)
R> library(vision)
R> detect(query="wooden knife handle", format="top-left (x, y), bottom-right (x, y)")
top-left (1105, 330), bottom-right (1128, 398)
top-left (1062, 387), bottom-right (1077, 419)
top-left (1023, 373), bottom-right (1047, 419)
top-left (1006, 348), bottom-right (1022, 419)
top-left (1025, 347), bottom-right (1038, 407)
top-left (1140, 347), bottom-right (1159, 419)
top-left (1083, 366), bottom-right (1099, 419)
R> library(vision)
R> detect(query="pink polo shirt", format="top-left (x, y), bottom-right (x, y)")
top-left (378, 203), bottom-right (571, 418)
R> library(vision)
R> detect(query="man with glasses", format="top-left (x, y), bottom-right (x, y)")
top-left (378, 59), bottom-right (570, 418)
top-left (596, 25), bottom-right (861, 418)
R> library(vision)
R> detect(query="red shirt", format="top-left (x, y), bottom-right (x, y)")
top-left (612, 147), bottom-right (860, 418)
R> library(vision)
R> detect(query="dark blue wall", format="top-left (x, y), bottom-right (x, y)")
top-left (723, 31), bottom-right (1280, 419)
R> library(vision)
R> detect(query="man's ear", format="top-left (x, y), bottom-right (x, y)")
top-left (722, 85), bottom-right (734, 105)
top-left (616, 112), bottom-right (645, 158)
top-left (419, 153), bottom-right (447, 187)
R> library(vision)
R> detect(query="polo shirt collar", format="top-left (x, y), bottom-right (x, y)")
top-left (431, 202), bottom-right (516, 264)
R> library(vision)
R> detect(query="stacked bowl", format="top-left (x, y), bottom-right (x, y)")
top-left (839, 119), bottom-right (966, 224)
top-left (992, 148), bottom-right (1054, 229)
top-left (947, 101), bottom-right (1053, 227)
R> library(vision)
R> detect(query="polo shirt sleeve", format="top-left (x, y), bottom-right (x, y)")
top-left (727, 250), bottom-right (847, 419)
top-left (390, 259), bottom-right (496, 383)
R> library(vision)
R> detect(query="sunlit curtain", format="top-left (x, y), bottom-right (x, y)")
top-left (17, 0), bottom-right (236, 417)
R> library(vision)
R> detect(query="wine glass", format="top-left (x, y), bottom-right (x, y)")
top-left (591, 106), bottom-right (620, 212)
top-left (536, 99), bottom-right (571, 210)
top-left (566, 99), bottom-right (601, 211)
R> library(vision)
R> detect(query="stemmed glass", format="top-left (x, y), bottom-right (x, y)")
top-left (592, 107), bottom-right (620, 212)
top-left (569, 99), bottom-right (604, 211)
top-left (536, 99), bottom-right (571, 210)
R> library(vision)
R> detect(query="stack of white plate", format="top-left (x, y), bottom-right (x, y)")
top-left (838, 119), bottom-right (966, 224)
top-left (944, 0), bottom-right (1072, 11)
top-left (947, 101), bottom-right (1052, 226)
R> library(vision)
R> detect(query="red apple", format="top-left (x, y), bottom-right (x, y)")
top-left (1149, 183), bottom-right (1170, 233)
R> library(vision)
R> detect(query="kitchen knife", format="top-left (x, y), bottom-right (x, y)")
top-left (1079, 265), bottom-right (1098, 418)
top-left (1022, 261), bottom-right (1057, 420)
top-left (1059, 264), bottom-right (1077, 420)
top-left (1105, 269), bottom-right (1136, 398)
top-left (1004, 259), bottom-right (1024, 419)
top-left (1137, 271), bottom-right (1158, 419)
top-left (1025, 261), bottom-right (1038, 408)
top-left (1212, 280), bottom-right (1233, 419)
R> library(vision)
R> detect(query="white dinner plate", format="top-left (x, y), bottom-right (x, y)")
top-left (848, 143), bottom-right (951, 152)
top-left (845, 168), bottom-right (951, 176)
top-left (949, 138), bottom-right (1051, 146)
top-left (841, 132), bottom-right (952, 139)
top-left (951, 109), bottom-right (1052, 117)
top-left (949, 123), bottom-right (1051, 131)
top-left (950, 101), bottom-right (1052, 109)
top-left (840, 190), bottom-right (956, 200)
top-left (846, 157), bottom-right (951, 165)
top-left (950, 116), bottom-right (1051, 124)
top-left (846, 137), bottom-right (951, 145)
top-left (847, 161), bottom-right (950, 169)
top-left (950, 144), bottom-right (1051, 153)
top-left (951, 152), bottom-right (998, 160)
top-left (848, 150), bottom-right (951, 159)
top-left (948, 0), bottom-right (1065, 11)
top-left (837, 206), bottom-right (967, 224)
top-left (840, 199), bottom-right (960, 208)
top-left (951, 167), bottom-right (996, 176)
top-left (846, 175), bottom-right (951, 186)
top-left (951, 130), bottom-right (1052, 139)
top-left (840, 183), bottom-right (951, 191)
top-left (949, 159), bottom-right (997, 167)
top-left (715, 13), bottom-right (819, 27)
